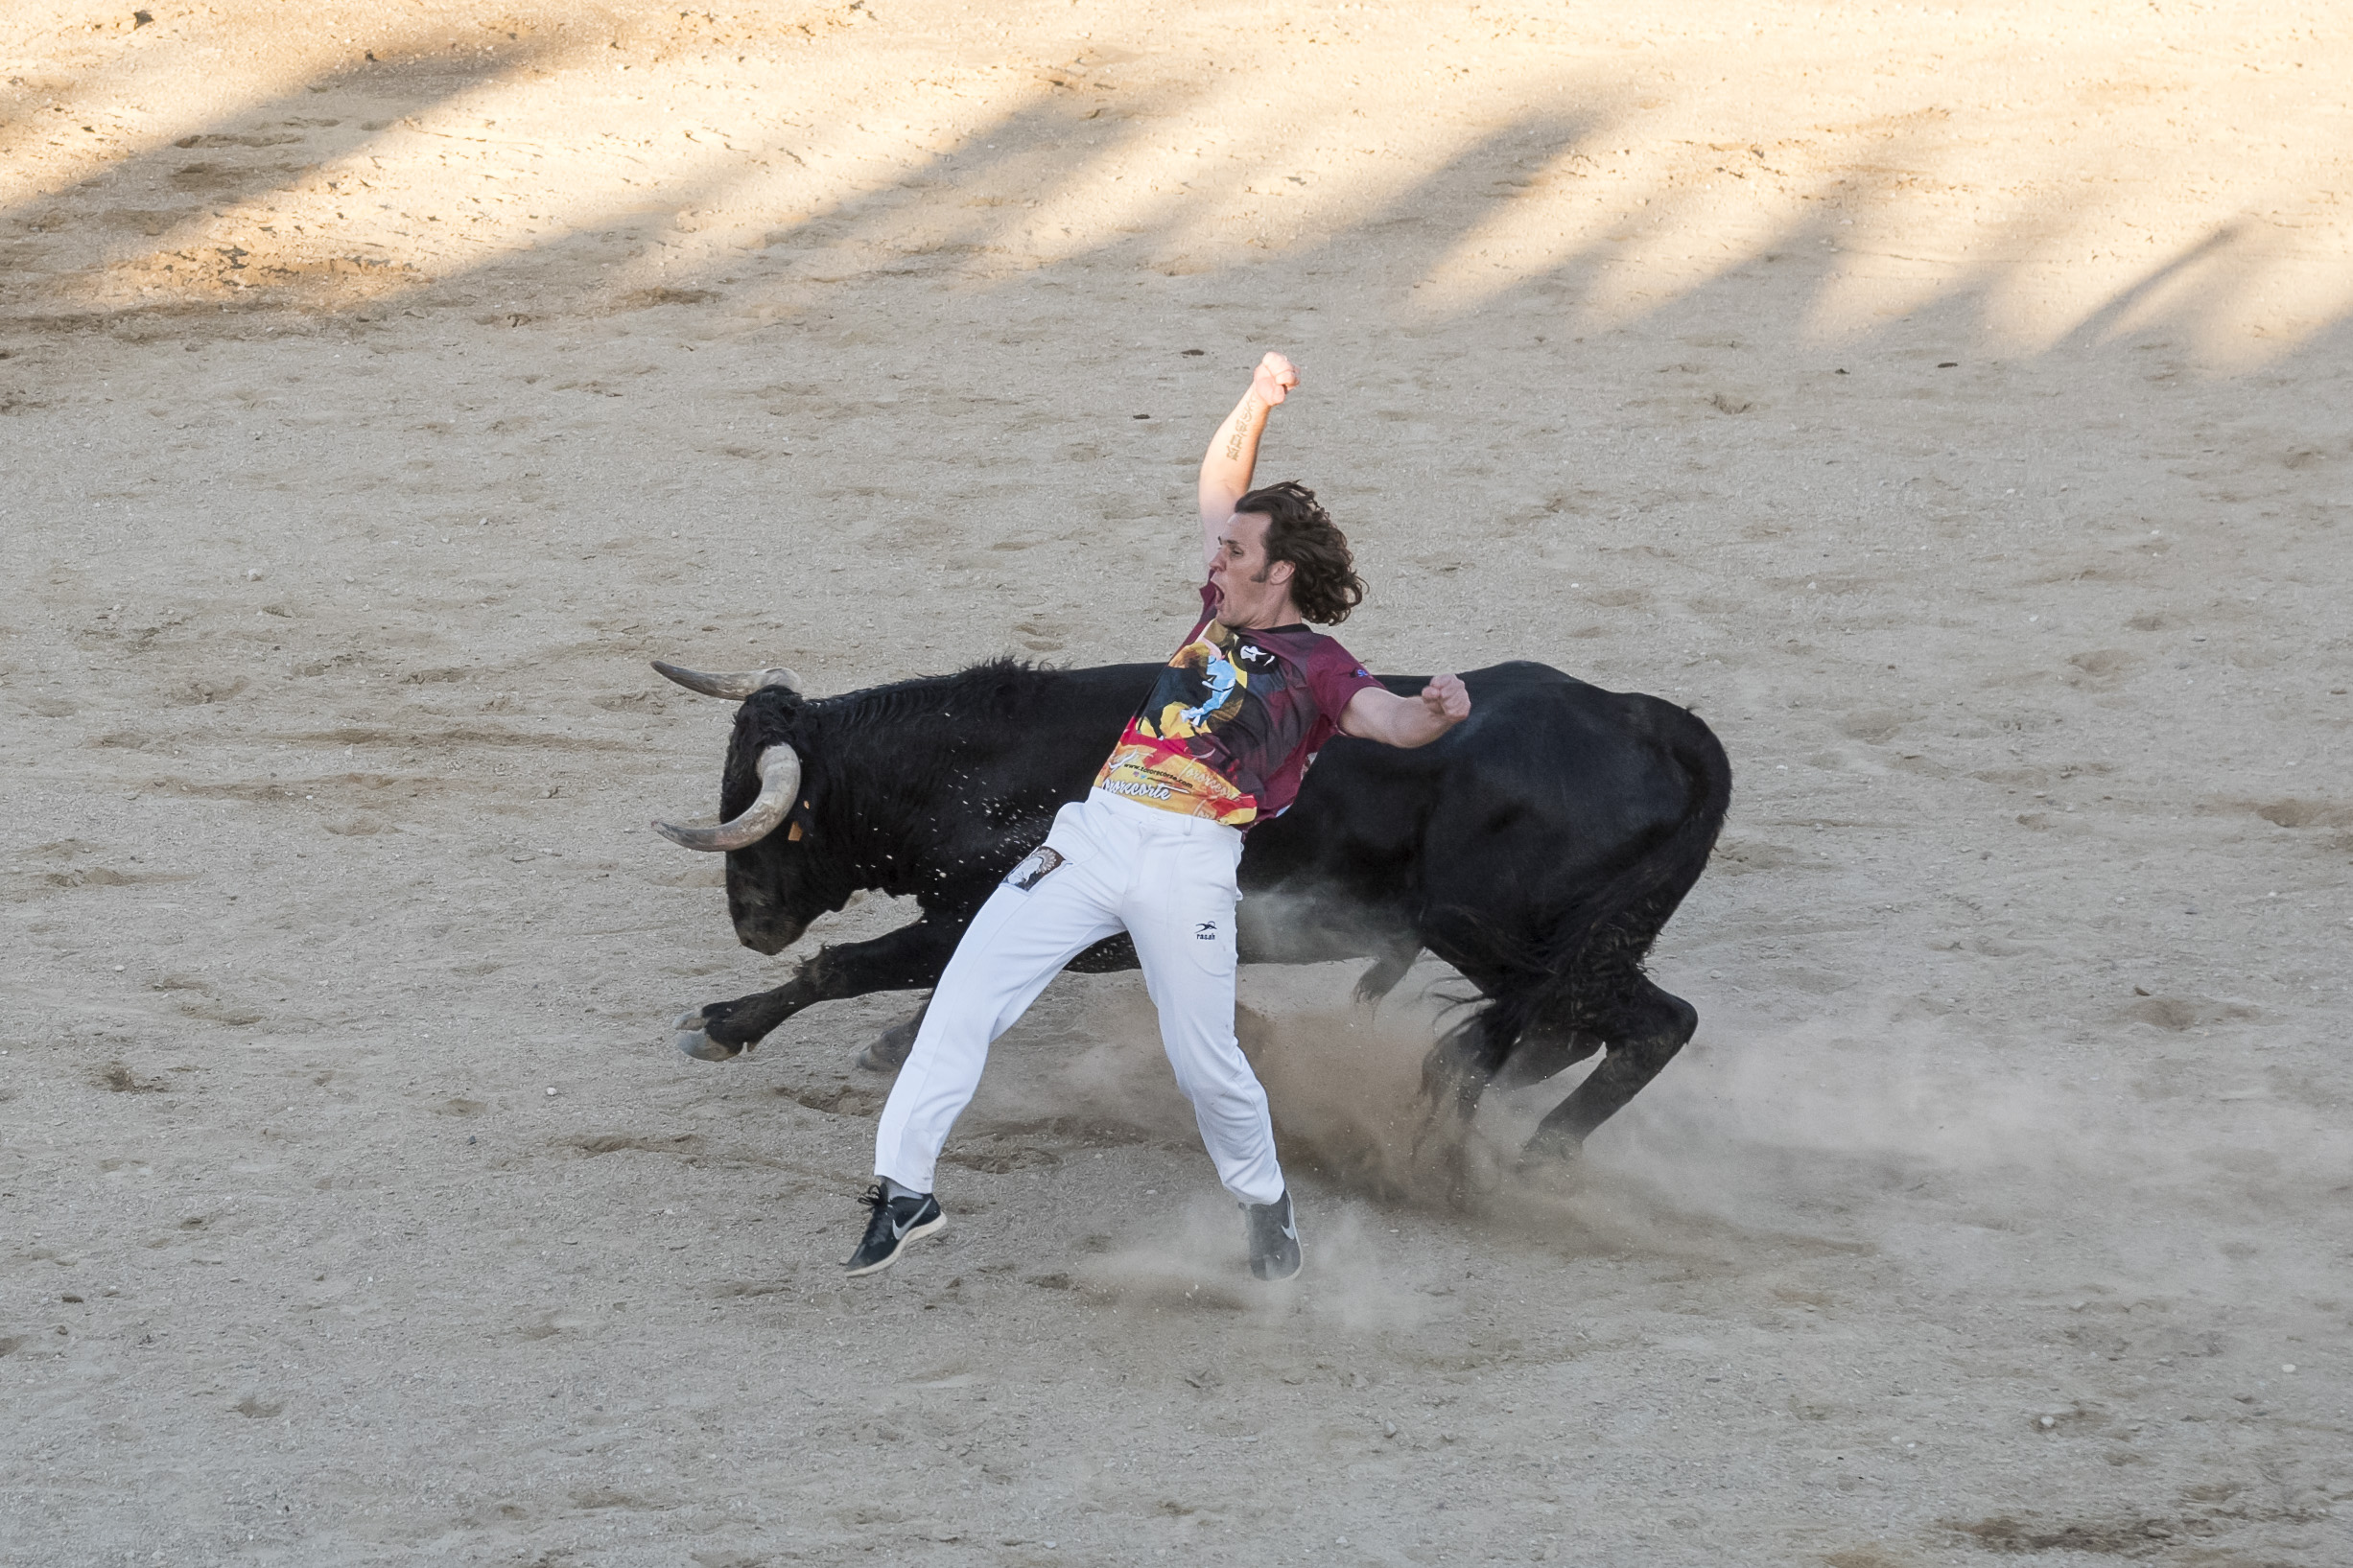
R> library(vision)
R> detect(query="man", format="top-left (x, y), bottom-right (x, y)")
top-left (850, 351), bottom-right (1472, 1281)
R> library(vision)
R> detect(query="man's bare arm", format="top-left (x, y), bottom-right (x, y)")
top-left (1339, 674), bottom-right (1472, 748)
top-left (1198, 352), bottom-right (1299, 568)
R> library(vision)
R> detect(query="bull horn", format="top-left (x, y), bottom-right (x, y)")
top-left (651, 660), bottom-right (803, 700)
top-left (652, 744), bottom-right (802, 852)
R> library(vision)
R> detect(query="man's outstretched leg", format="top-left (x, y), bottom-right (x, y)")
top-left (850, 819), bottom-right (1122, 1275)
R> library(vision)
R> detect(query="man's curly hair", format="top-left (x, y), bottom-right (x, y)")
top-left (1235, 480), bottom-right (1365, 625)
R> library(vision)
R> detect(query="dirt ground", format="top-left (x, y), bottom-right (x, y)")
top-left (4, 2), bottom-right (2349, 1564)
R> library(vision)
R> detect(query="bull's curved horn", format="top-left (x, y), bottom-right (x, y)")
top-left (651, 660), bottom-right (803, 700)
top-left (652, 744), bottom-right (802, 852)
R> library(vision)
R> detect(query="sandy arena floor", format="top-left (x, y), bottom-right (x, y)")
top-left (3, 3), bottom-right (2349, 1564)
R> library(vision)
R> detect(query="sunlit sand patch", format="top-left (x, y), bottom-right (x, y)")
top-left (19, 37), bottom-right (567, 311)
top-left (11, 6), bottom-right (929, 315)
top-left (1423, 153), bottom-right (1824, 326)
top-left (518, 78), bottom-right (1133, 296)
top-left (95, 245), bottom-right (423, 310)
top-left (0, 13), bottom-right (341, 212)
top-left (1113, 92), bottom-right (1466, 263)
top-left (9, 1), bottom-right (2352, 352)
top-left (2099, 225), bottom-right (2353, 373)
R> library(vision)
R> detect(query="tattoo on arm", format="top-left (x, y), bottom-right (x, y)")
top-left (1222, 397), bottom-right (1262, 462)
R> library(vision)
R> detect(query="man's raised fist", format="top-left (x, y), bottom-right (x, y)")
top-left (1252, 351), bottom-right (1300, 407)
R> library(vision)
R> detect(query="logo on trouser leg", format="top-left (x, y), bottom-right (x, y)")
top-left (1004, 846), bottom-right (1065, 892)
top-left (1195, 920), bottom-right (1217, 940)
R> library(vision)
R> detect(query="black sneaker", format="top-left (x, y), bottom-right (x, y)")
top-left (1242, 1189), bottom-right (1301, 1281)
top-left (843, 1181), bottom-right (944, 1276)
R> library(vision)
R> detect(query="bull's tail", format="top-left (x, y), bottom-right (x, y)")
top-left (1474, 704), bottom-right (1732, 1048)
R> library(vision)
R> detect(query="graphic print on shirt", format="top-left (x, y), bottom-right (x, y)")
top-left (1093, 585), bottom-right (1383, 828)
top-left (1166, 637), bottom-right (1246, 737)
top-left (1094, 620), bottom-right (1262, 822)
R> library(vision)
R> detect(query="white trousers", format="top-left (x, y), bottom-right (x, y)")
top-left (872, 789), bottom-right (1285, 1205)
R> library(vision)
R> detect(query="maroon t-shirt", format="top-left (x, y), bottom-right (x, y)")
top-left (1093, 582), bottom-right (1383, 828)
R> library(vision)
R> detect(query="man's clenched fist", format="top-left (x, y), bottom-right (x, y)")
top-left (1421, 673), bottom-right (1471, 727)
top-left (1252, 351), bottom-right (1300, 407)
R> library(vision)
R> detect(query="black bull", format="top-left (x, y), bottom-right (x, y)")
top-left (666, 658), bottom-right (1730, 1160)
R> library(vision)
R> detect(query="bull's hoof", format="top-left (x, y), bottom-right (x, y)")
top-left (673, 1009), bottom-right (743, 1063)
top-left (1446, 1135), bottom-right (1507, 1207)
top-left (1407, 1103), bottom-right (1489, 1209)
top-left (856, 1018), bottom-right (919, 1074)
top-left (1518, 1126), bottom-right (1586, 1167)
